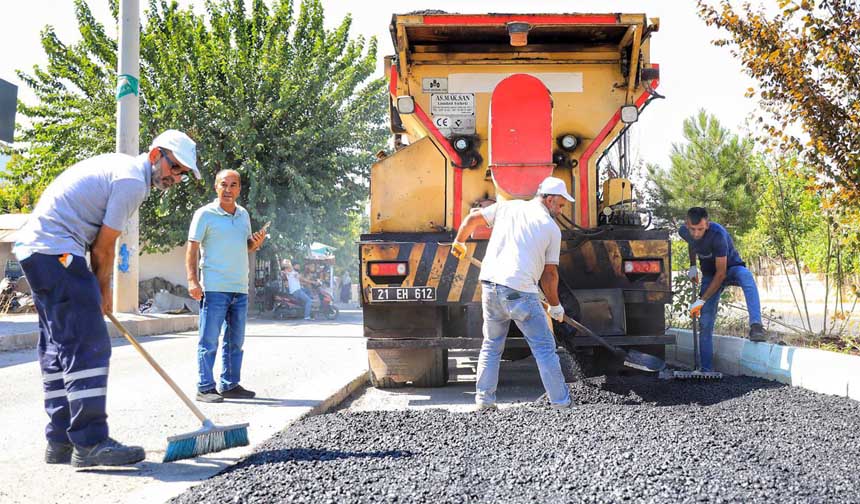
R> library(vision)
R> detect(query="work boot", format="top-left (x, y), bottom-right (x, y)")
top-left (71, 438), bottom-right (145, 468)
top-left (45, 440), bottom-right (73, 464)
top-left (220, 384), bottom-right (256, 399)
top-left (196, 388), bottom-right (224, 403)
top-left (749, 323), bottom-right (766, 342)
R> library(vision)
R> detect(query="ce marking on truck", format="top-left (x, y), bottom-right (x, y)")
top-left (434, 116), bottom-right (451, 128)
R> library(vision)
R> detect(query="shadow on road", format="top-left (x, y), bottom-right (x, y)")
top-left (224, 448), bottom-right (413, 472)
top-left (570, 374), bottom-right (786, 407)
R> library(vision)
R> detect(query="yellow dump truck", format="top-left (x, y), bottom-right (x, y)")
top-left (360, 12), bottom-right (672, 387)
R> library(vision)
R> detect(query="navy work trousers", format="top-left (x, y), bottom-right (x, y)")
top-left (21, 253), bottom-right (111, 447)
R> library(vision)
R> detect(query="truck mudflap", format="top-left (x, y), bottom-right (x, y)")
top-left (360, 240), bottom-right (487, 305)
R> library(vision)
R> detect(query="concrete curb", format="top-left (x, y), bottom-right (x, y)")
top-left (299, 370), bottom-right (369, 419)
top-left (667, 329), bottom-right (860, 401)
top-left (0, 314), bottom-right (198, 352)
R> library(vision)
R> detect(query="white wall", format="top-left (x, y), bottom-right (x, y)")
top-left (139, 246), bottom-right (187, 288)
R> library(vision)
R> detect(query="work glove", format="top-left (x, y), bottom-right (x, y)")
top-left (547, 304), bottom-right (565, 322)
top-left (686, 265), bottom-right (699, 283)
top-left (451, 240), bottom-right (467, 260)
top-left (689, 298), bottom-right (705, 318)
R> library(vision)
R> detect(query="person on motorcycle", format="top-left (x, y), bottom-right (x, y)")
top-left (280, 259), bottom-right (314, 320)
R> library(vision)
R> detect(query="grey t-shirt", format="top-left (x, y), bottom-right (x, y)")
top-left (14, 153), bottom-right (151, 258)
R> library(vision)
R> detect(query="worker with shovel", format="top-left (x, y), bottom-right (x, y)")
top-left (14, 130), bottom-right (200, 467)
top-left (451, 177), bottom-right (573, 411)
top-left (681, 207), bottom-right (766, 372)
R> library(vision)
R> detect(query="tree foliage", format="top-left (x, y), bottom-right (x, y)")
top-left (697, 0), bottom-right (860, 205)
top-left (2, 0), bottom-right (387, 256)
top-left (644, 110), bottom-right (760, 235)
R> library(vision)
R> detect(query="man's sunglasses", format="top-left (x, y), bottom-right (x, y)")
top-left (158, 147), bottom-right (189, 180)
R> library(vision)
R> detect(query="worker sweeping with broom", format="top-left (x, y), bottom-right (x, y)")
top-left (14, 131), bottom-right (200, 467)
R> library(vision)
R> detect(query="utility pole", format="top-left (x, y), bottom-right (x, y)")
top-left (113, 0), bottom-right (140, 313)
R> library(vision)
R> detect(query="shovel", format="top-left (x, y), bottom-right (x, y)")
top-left (461, 254), bottom-right (666, 373)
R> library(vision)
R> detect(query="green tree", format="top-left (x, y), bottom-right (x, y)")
top-left (697, 0), bottom-right (860, 206)
top-left (2, 0), bottom-right (388, 257)
top-left (644, 110), bottom-right (760, 235)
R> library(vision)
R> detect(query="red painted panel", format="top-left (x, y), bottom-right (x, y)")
top-left (489, 74), bottom-right (554, 199)
top-left (422, 14), bottom-right (619, 25)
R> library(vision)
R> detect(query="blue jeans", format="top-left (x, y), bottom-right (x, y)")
top-left (197, 292), bottom-right (248, 392)
top-left (476, 282), bottom-right (570, 407)
top-left (699, 266), bottom-right (762, 370)
top-left (291, 288), bottom-right (313, 319)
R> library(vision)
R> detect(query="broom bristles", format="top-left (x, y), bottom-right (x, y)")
top-left (163, 423), bottom-right (249, 462)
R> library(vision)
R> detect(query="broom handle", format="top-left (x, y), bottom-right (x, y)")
top-left (105, 312), bottom-right (208, 423)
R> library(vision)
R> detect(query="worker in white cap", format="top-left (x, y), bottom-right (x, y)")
top-left (451, 176), bottom-right (574, 411)
top-left (13, 130), bottom-right (199, 468)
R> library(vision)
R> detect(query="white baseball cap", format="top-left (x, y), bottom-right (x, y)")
top-left (149, 130), bottom-right (201, 179)
top-left (537, 177), bottom-right (575, 202)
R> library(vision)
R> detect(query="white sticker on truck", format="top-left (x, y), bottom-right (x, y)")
top-left (430, 93), bottom-right (476, 116)
top-left (448, 72), bottom-right (584, 93)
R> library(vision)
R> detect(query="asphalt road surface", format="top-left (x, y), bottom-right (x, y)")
top-left (0, 310), bottom-right (366, 504)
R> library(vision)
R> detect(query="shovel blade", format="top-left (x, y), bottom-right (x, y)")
top-left (623, 349), bottom-right (667, 373)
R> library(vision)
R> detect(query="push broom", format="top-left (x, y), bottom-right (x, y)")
top-left (105, 313), bottom-right (249, 462)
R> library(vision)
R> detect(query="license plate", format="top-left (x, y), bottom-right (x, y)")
top-left (371, 286), bottom-right (436, 302)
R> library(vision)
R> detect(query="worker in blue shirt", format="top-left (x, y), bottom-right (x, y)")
top-left (14, 130), bottom-right (200, 468)
top-left (680, 207), bottom-right (766, 371)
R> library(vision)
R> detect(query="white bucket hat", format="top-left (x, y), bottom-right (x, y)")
top-left (537, 176), bottom-right (575, 202)
top-left (149, 130), bottom-right (201, 179)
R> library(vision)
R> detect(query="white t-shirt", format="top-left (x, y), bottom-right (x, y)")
top-left (285, 271), bottom-right (302, 293)
top-left (478, 199), bottom-right (561, 293)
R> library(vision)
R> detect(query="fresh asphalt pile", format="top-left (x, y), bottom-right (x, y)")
top-left (172, 376), bottom-right (860, 503)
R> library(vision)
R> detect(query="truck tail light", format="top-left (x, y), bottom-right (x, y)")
top-left (623, 260), bottom-right (662, 274)
top-left (369, 262), bottom-right (408, 277)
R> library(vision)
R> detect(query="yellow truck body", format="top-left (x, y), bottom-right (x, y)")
top-left (361, 12), bottom-right (672, 386)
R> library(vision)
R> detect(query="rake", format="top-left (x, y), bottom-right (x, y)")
top-left (106, 313), bottom-right (249, 462)
top-left (670, 281), bottom-right (723, 380)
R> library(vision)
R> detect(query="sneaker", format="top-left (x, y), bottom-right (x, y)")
top-left (475, 402), bottom-right (498, 412)
top-left (45, 440), bottom-right (73, 464)
top-left (196, 388), bottom-right (224, 403)
top-left (749, 323), bottom-right (766, 342)
top-left (303, 316), bottom-right (313, 321)
top-left (551, 401), bottom-right (574, 410)
top-left (71, 438), bottom-right (145, 468)
top-left (220, 385), bottom-right (256, 399)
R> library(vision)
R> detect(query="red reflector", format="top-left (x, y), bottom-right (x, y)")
top-left (370, 262), bottom-right (407, 276)
top-left (623, 260), bottom-right (661, 274)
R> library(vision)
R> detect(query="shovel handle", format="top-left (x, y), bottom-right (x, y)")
top-left (459, 251), bottom-right (624, 356)
top-left (105, 312), bottom-right (208, 423)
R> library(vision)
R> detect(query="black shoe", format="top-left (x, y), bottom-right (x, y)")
top-left (219, 385), bottom-right (256, 399)
top-left (45, 440), bottom-right (73, 464)
top-left (196, 388), bottom-right (224, 403)
top-left (749, 323), bottom-right (766, 342)
top-left (71, 438), bottom-right (145, 468)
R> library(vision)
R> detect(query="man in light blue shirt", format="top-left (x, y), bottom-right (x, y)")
top-left (14, 130), bottom-right (200, 467)
top-left (186, 169), bottom-right (267, 402)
